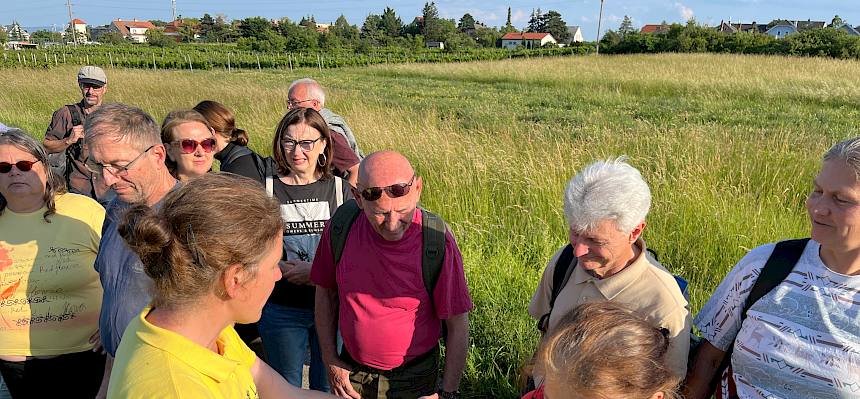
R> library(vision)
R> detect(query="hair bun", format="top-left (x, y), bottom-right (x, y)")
top-left (118, 204), bottom-right (173, 279)
top-left (231, 128), bottom-right (249, 147)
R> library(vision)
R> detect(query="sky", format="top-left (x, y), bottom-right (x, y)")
top-left (7, 0), bottom-right (860, 41)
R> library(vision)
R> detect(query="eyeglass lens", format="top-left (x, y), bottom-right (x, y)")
top-left (179, 138), bottom-right (217, 154)
top-left (0, 160), bottom-right (38, 173)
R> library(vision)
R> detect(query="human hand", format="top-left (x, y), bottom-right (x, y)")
top-left (67, 125), bottom-right (84, 145)
top-left (89, 330), bottom-right (105, 354)
top-left (283, 260), bottom-right (312, 285)
top-left (326, 358), bottom-right (360, 398)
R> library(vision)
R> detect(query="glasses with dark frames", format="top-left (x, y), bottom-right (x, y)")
top-left (357, 175), bottom-right (417, 201)
top-left (282, 137), bottom-right (322, 152)
top-left (0, 160), bottom-right (40, 173)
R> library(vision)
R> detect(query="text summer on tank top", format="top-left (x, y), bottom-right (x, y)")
top-left (266, 175), bottom-right (349, 309)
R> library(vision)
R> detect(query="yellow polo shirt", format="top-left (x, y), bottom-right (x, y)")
top-left (108, 307), bottom-right (259, 399)
top-left (529, 239), bottom-right (691, 378)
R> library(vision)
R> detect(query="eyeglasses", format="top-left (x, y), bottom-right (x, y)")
top-left (287, 98), bottom-right (315, 108)
top-left (283, 137), bottom-right (321, 152)
top-left (0, 160), bottom-right (40, 173)
top-left (85, 145), bottom-right (154, 177)
top-left (175, 138), bottom-right (217, 154)
top-left (357, 175), bottom-right (417, 201)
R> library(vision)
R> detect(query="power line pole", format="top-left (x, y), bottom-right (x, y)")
top-left (171, 0), bottom-right (177, 21)
top-left (595, 0), bottom-right (605, 54)
top-left (66, 0), bottom-right (76, 47)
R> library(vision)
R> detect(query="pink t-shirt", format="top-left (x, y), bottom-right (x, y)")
top-left (311, 208), bottom-right (473, 370)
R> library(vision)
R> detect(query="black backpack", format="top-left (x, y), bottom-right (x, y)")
top-left (47, 104), bottom-right (84, 186)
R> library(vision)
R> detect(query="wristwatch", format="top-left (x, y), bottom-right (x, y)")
top-left (438, 390), bottom-right (460, 399)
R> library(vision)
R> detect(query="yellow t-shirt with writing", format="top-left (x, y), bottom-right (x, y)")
top-left (108, 307), bottom-right (259, 399)
top-left (0, 193), bottom-right (104, 356)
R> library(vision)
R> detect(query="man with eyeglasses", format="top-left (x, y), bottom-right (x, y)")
top-left (83, 103), bottom-right (179, 398)
top-left (311, 151), bottom-right (472, 399)
top-left (43, 66), bottom-right (109, 200)
top-left (288, 78), bottom-right (361, 186)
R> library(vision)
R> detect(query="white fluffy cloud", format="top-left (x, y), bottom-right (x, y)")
top-left (675, 2), bottom-right (694, 21)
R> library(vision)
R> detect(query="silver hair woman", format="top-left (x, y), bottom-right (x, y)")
top-left (0, 129), bottom-right (107, 398)
top-left (687, 136), bottom-right (860, 399)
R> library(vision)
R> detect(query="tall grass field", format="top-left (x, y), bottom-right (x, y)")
top-left (2, 53), bottom-right (859, 397)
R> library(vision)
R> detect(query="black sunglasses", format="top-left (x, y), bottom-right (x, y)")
top-left (0, 160), bottom-right (40, 173)
top-left (357, 175), bottom-right (416, 201)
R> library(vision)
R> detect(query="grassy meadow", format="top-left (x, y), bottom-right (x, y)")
top-left (2, 53), bottom-right (860, 397)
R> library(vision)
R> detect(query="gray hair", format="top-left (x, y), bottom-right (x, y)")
top-left (823, 136), bottom-right (860, 180)
top-left (84, 103), bottom-right (160, 150)
top-left (0, 129), bottom-right (66, 221)
top-left (563, 157), bottom-right (651, 234)
top-left (288, 78), bottom-right (326, 106)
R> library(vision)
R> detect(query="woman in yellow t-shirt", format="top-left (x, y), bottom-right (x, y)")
top-left (0, 129), bottom-right (106, 398)
top-left (107, 173), bottom-right (335, 399)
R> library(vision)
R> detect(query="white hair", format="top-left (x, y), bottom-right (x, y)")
top-left (824, 136), bottom-right (860, 180)
top-left (288, 78), bottom-right (326, 106)
top-left (563, 157), bottom-right (651, 234)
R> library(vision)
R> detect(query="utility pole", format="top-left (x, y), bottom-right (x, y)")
top-left (595, 0), bottom-right (605, 54)
top-left (171, 0), bottom-right (177, 21)
top-left (66, 0), bottom-right (77, 46)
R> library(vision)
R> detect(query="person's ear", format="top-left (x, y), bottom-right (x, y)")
top-left (351, 186), bottom-right (364, 209)
top-left (413, 175), bottom-right (423, 198)
top-left (151, 143), bottom-right (168, 164)
top-left (221, 264), bottom-right (247, 300)
top-left (629, 221), bottom-right (646, 243)
top-left (650, 391), bottom-right (664, 399)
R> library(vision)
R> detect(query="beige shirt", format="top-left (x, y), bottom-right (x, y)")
top-left (528, 239), bottom-right (691, 378)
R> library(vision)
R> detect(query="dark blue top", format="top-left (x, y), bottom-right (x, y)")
top-left (95, 185), bottom-right (178, 357)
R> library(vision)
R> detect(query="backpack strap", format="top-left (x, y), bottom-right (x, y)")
top-left (66, 104), bottom-right (83, 128)
top-left (538, 244), bottom-right (576, 333)
top-left (329, 199), bottom-right (362, 266)
top-left (421, 209), bottom-right (446, 299)
top-left (264, 176), bottom-right (274, 197)
top-left (715, 238), bottom-right (809, 398)
top-left (334, 177), bottom-right (344, 207)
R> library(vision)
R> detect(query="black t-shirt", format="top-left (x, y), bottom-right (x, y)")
top-left (267, 175), bottom-right (352, 309)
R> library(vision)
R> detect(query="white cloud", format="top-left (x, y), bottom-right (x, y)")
top-left (605, 14), bottom-right (623, 24)
top-left (580, 15), bottom-right (592, 23)
top-left (675, 2), bottom-right (694, 21)
top-left (511, 9), bottom-right (528, 24)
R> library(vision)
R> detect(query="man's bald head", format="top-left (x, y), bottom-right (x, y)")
top-left (354, 151), bottom-right (423, 241)
top-left (359, 151), bottom-right (415, 188)
top-left (288, 78), bottom-right (326, 111)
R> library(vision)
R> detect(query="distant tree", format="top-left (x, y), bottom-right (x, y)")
top-left (380, 7), bottom-right (402, 37)
top-left (238, 16), bottom-right (274, 40)
top-left (207, 15), bottom-right (238, 43)
top-left (361, 14), bottom-right (385, 45)
top-left (502, 7), bottom-right (516, 33)
top-left (831, 15), bottom-right (844, 27)
top-left (146, 29), bottom-right (177, 47)
top-left (474, 26), bottom-right (501, 47)
top-left (600, 29), bottom-right (622, 51)
top-left (0, 29), bottom-right (8, 44)
top-left (331, 15), bottom-right (360, 42)
top-left (541, 10), bottom-right (569, 42)
top-left (458, 13), bottom-right (476, 32)
top-left (299, 15), bottom-right (317, 29)
top-left (526, 8), bottom-right (544, 32)
top-left (422, 2), bottom-right (444, 41)
top-left (31, 30), bottom-right (63, 43)
top-left (619, 15), bottom-right (635, 38)
top-left (179, 25), bottom-right (196, 42)
top-left (200, 13), bottom-right (215, 37)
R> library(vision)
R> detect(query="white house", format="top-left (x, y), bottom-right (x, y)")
top-left (68, 18), bottom-right (88, 43)
top-left (766, 23), bottom-right (797, 39)
top-left (500, 32), bottom-right (557, 49)
top-left (566, 26), bottom-right (584, 43)
top-left (110, 19), bottom-right (156, 43)
top-left (6, 22), bottom-right (30, 42)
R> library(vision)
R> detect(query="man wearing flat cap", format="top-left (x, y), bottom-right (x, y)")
top-left (43, 66), bottom-right (109, 199)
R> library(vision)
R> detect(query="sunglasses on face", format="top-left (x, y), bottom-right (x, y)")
top-left (282, 137), bottom-right (321, 152)
top-left (0, 160), bottom-right (40, 173)
top-left (175, 138), bottom-right (217, 154)
top-left (357, 175), bottom-right (417, 201)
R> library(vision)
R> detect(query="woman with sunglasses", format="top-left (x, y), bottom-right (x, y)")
top-left (108, 173), bottom-right (334, 399)
top-left (0, 129), bottom-right (106, 398)
top-left (258, 107), bottom-right (351, 392)
top-left (160, 109), bottom-right (218, 182)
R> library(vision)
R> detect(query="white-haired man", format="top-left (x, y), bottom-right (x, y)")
top-left (528, 158), bottom-right (691, 381)
top-left (288, 78), bottom-right (361, 185)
